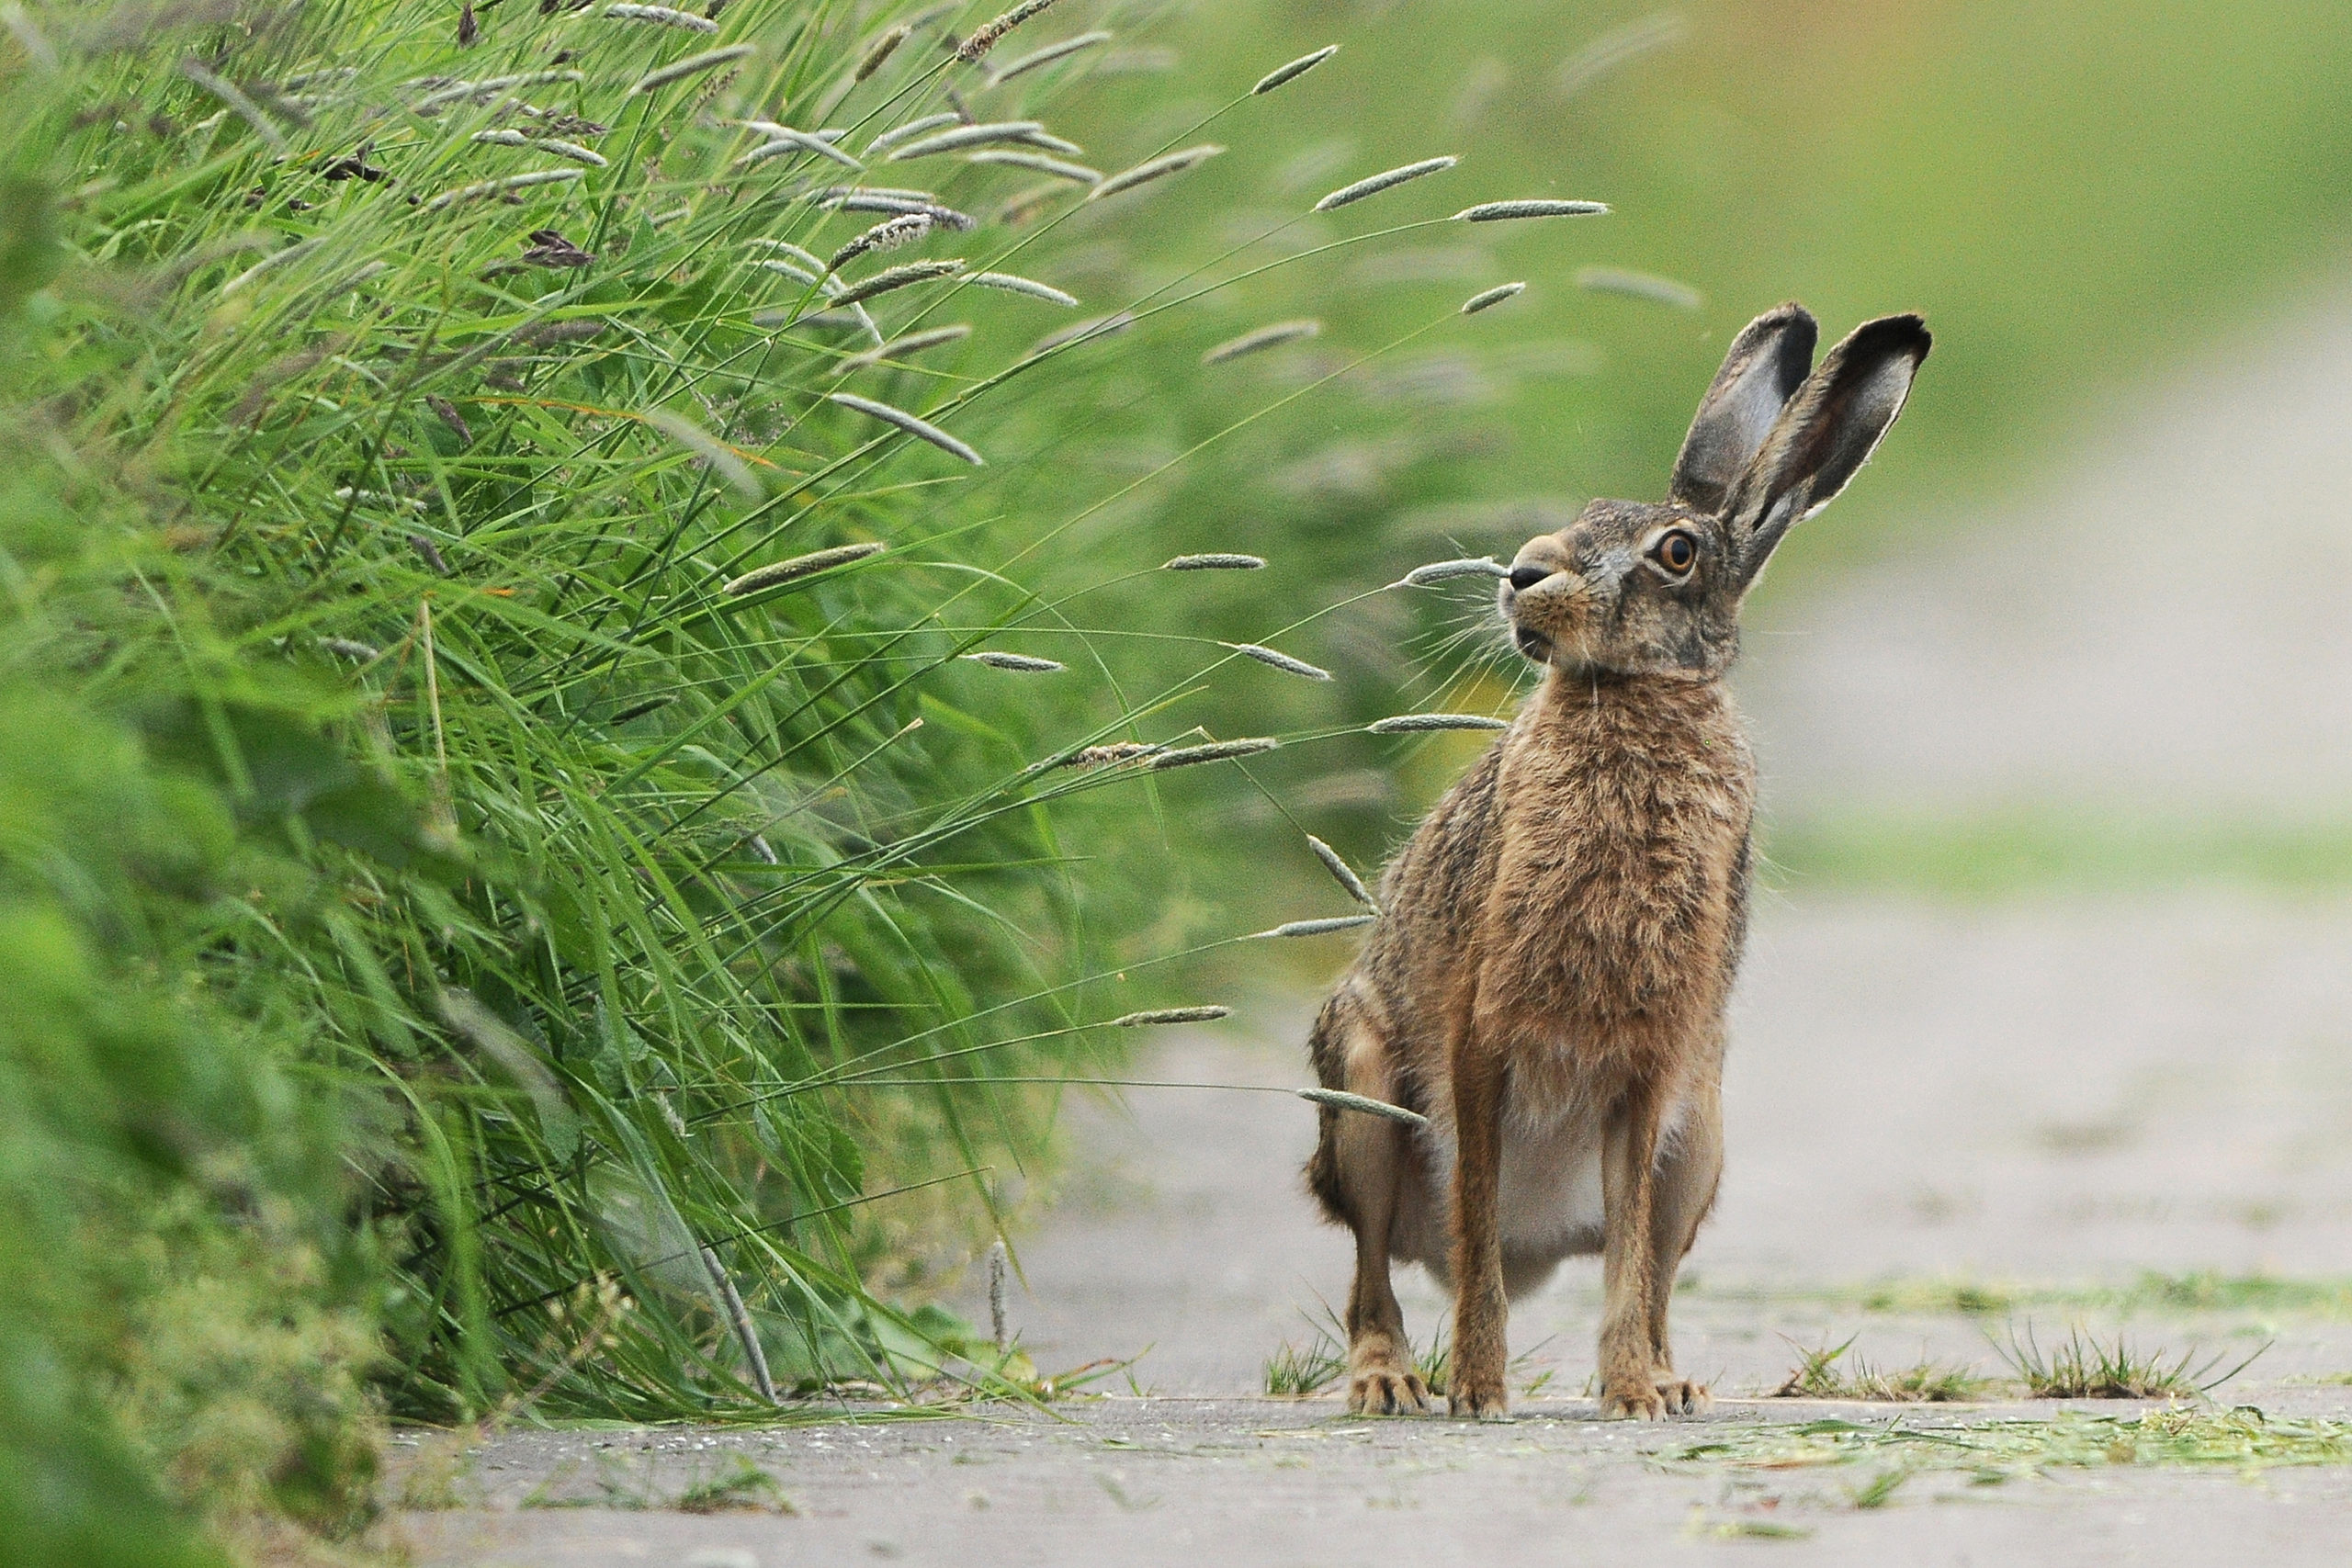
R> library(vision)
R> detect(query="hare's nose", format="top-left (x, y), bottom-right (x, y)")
top-left (1508, 563), bottom-right (1554, 592)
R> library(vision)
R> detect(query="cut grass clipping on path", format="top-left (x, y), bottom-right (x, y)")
top-left (1690, 1271), bottom-right (2352, 1321)
top-left (0, 2), bottom-right (1614, 1562)
top-left (1658, 1408), bottom-right (2352, 1481)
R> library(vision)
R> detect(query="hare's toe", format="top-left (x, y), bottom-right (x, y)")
top-left (1600, 1382), bottom-right (1667, 1421)
top-left (1447, 1373), bottom-right (1508, 1420)
top-left (1657, 1378), bottom-right (1712, 1416)
top-left (1348, 1368), bottom-right (1430, 1416)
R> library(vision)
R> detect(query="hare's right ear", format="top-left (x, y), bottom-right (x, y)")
top-left (1667, 302), bottom-right (1819, 515)
top-left (1724, 312), bottom-right (1931, 592)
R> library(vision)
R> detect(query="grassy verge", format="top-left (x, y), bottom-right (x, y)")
top-left (0, 1), bottom-right (1616, 1559)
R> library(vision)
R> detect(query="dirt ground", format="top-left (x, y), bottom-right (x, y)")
top-left (398, 298), bottom-right (2352, 1562)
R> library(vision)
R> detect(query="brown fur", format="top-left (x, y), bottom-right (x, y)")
top-left (1306, 305), bottom-right (1929, 1418)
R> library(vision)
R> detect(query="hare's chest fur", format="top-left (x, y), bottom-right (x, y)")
top-left (1477, 682), bottom-right (1753, 1084)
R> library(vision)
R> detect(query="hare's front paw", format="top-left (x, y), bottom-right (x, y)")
top-left (1656, 1378), bottom-right (1712, 1416)
top-left (1348, 1367), bottom-right (1430, 1416)
top-left (1600, 1381), bottom-right (1667, 1420)
top-left (1447, 1373), bottom-right (1508, 1420)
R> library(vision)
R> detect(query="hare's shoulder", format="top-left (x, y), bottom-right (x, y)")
top-left (1375, 737), bottom-right (1507, 912)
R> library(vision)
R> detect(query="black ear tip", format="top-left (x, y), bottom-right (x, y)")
top-left (1861, 312), bottom-right (1932, 359)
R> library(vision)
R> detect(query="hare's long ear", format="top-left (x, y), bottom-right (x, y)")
top-left (1724, 313), bottom-right (1930, 591)
top-left (1667, 302), bottom-right (1818, 514)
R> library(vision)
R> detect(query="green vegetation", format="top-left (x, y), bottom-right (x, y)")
top-left (1694, 1272), bottom-right (2352, 1321)
top-left (0, 1), bottom-right (1573, 1559)
top-left (1658, 1406), bottom-right (2352, 1480)
top-left (1997, 1324), bottom-right (2266, 1401)
top-left (1772, 1338), bottom-right (1994, 1404)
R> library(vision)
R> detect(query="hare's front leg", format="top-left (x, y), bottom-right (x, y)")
top-left (1445, 1025), bottom-right (1510, 1418)
top-left (1598, 1081), bottom-right (1670, 1419)
top-left (1643, 1063), bottom-right (1724, 1416)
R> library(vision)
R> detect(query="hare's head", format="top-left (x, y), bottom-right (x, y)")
top-left (1500, 304), bottom-right (1929, 677)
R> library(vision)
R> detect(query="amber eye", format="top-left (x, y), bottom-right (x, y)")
top-left (1654, 529), bottom-right (1698, 574)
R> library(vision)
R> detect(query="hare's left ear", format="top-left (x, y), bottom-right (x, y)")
top-left (1725, 313), bottom-right (1930, 590)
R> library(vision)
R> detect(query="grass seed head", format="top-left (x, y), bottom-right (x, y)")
top-left (1261, 915), bottom-right (1377, 938)
top-left (1225, 642), bottom-right (1331, 681)
top-left (828, 213), bottom-right (933, 269)
top-left (963, 651), bottom-right (1065, 671)
top-left (1306, 835), bottom-right (1377, 908)
top-left (1297, 1087), bottom-right (1425, 1126)
top-left (1253, 44), bottom-right (1339, 95)
top-left (1202, 319), bottom-right (1321, 365)
top-left (824, 192), bottom-right (976, 229)
top-left (1089, 144), bottom-right (1224, 201)
top-left (1148, 736), bottom-right (1278, 770)
top-left (645, 409), bottom-right (759, 498)
top-left (856, 24), bottom-right (910, 80)
top-left (1163, 553), bottom-right (1264, 570)
top-left (420, 167), bottom-right (582, 213)
top-left (967, 270), bottom-right (1079, 306)
top-left (865, 112), bottom-right (962, 153)
top-left (1368, 712), bottom-right (1509, 733)
top-left (1575, 265), bottom-right (1703, 310)
top-left (836, 323), bottom-right (971, 372)
top-left (719, 541), bottom-right (885, 596)
top-left (530, 138), bottom-right (608, 167)
top-left (1401, 556), bottom-right (1507, 585)
top-left (1556, 12), bottom-right (1688, 98)
top-left (888, 120), bottom-right (1045, 160)
top-left (608, 694), bottom-right (676, 725)
top-left (988, 1239), bottom-right (1010, 1354)
top-left (988, 30), bottom-right (1113, 85)
top-left (1461, 280), bottom-right (1526, 314)
top-left (738, 127), bottom-right (863, 171)
top-left (1314, 156), bottom-right (1457, 212)
top-left (966, 149), bottom-right (1102, 184)
top-left (1062, 742), bottom-right (1162, 768)
top-left (318, 637), bottom-right (381, 662)
top-left (831, 258), bottom-right (966, 307)
top-left (1453, 198), bottom-right (1610, 221)
top-left (603, 4), bottom-right (718, 32)
top-left (1016, 128), bottom-right (1086, 155)
top-left (408, 533), bottom-right (451, 575)
top-left (631, 44), bottom-right (756, 95)
top-left (829, 391), bottom-right (982, 464)
top-left (1111, 1006), bottom-right (1232, 1026)
top-left (956, 0), bottom-right (1061, 62)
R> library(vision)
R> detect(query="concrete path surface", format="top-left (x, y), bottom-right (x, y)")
top-left (399, 1391), bottom-right (2352, 1568)
top-left (397, 286), bottom-right (2352, 1563)
top-left (399, 897), bottom-right (2352, 1568)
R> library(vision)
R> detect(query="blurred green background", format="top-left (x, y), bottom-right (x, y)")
top-left (988, 0), bottom-right (2352, 915)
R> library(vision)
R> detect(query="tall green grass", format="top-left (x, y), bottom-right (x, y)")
top-left (0, 1), bottom-right (1587, 1557)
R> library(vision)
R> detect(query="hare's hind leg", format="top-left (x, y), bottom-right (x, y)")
top-left (1305, 989), bottom-right (1429, 1415)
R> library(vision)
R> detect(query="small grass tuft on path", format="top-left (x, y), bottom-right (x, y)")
top-left (1998, 1324), bottom-right (2266, 1400)
top-left (1773, 1337), bottom-right (1995, 1403)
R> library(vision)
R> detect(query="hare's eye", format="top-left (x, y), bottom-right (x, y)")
top-left (1653, 529), bottom-right (1698, 575)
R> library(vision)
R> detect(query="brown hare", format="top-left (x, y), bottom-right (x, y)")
top-left (1304, 304), bottom-right (1929, 1419)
